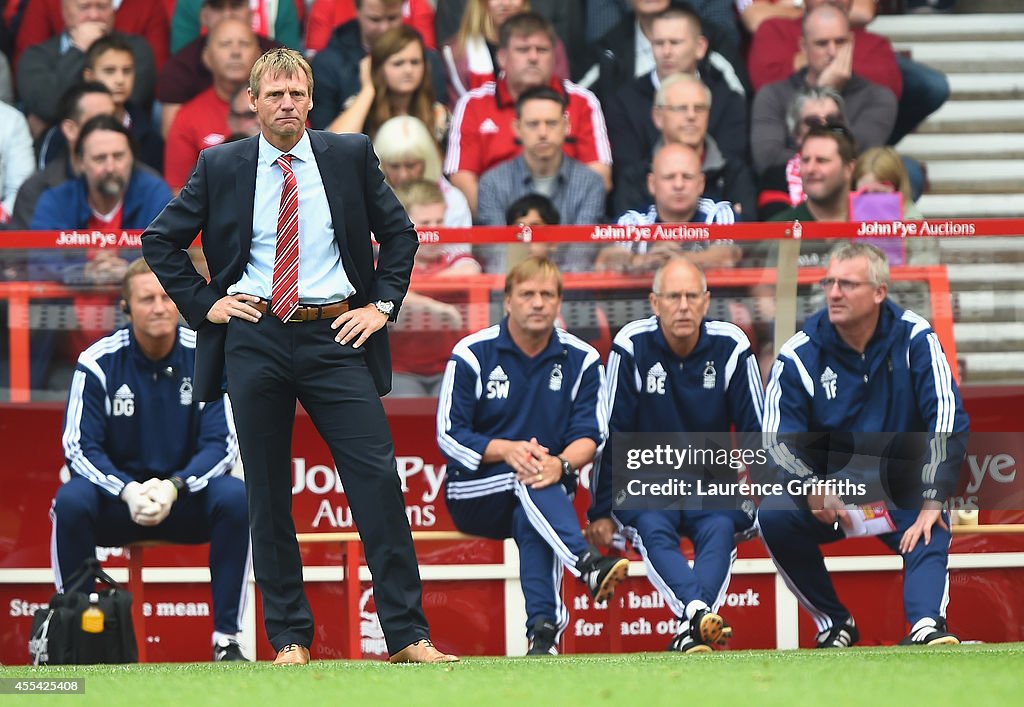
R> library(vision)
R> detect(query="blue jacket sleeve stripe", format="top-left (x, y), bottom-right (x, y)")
top-left (63, 370), bottom-right (124, 496)
top-left (591, 349), bottom-right (623, 506)
top-left (184, 396), bottom-right (239, 493)
top-left (436, 358), bottom-right (484, 470)
top-left (921, 331), bottom-right (957, 486)
top-left (763, 358), bottom-right (814, 479)
top-left (558, 330), bottom-right (609, 445)
top-left (745, 354), bottom-right (765, 426)
top-left (595, 364), bottom-right (609, 448)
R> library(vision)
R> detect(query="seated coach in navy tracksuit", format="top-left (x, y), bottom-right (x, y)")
top-left (588, 256), bottom-right (763, 654)
top-left (436, 256), bottom-right (629, 656)
top-left (50, 258), bottom-right (251, 662)
top-left (758, 241), bottom-right (969, 648)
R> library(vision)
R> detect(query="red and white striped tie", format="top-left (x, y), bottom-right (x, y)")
top-left (271, 154), bottom-right (300, 321)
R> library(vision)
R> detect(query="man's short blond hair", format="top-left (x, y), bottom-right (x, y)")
top-left (504, 256), bottom-right (562, 297)
top-left (827, 241), bottom-right (890, 286)
top-left (122, 258), bottom-right (153, 301)
top-left (249, 48), bottom-right (313, 97)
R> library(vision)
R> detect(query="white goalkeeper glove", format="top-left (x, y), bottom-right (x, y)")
top-left (121, 481), bottom-right (161, 526)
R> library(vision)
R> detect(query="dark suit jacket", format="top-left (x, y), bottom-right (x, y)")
top-left (141, 130), bottom-right (418, 402)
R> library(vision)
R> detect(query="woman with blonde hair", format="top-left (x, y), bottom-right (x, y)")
top-left (374, 116), bottom-right (472, 227)
top-left (328, 25), bottom-right (448, 143)
top-left (441, 0), bottom-right (569, 108)
top-left (851, 146), bottom-right (924, 220)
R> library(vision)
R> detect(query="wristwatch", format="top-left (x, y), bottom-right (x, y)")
top-left (168, 476), bottom-right (188, 497)
top-left (558, 456), bottom-right (576, 481)
top-left (372, 300), bottom-right (395, 317)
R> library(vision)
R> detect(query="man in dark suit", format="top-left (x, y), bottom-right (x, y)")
top-left (142, 47), bottom-right (458, 666)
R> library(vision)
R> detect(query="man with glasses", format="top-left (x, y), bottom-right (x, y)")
top-left (612, 72), bottom-right (755, 219)
top-left (603, 5), bottom-right (748, 198)
top-left (757, 242), bottom-right (968, 648)
top-left (588, 256), bottom-right (764, 652)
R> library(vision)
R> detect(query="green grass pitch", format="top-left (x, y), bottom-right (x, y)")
top-left (3, 644), bottom-right (1021, 707)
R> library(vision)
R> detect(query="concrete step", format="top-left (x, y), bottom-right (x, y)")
top-left (960, 352), bottom-right (1024, 384)
top-left (947, 73), bottom-right (1024, 100)
top-left (890, 41), bottom-right (1024, 73)
top-left (947, 263), bottom-right (1024, 288)
top-left (953, 321), bottom-right (1024, 351)
top-left (924, 159), bottom-right (1024, 193)
top-left (899, 133), bottom-right (1024, 160)
top-left (954, 290), bottom-right (1024, 322)
top-left (916, 101), bottom-right (1024, 133)
top-left (941, 237), bottom-right (1024, 262)
top-left (874, 14), bottom-right (1024, 42)
top-left (918, 194), bottom-right (1024, 218)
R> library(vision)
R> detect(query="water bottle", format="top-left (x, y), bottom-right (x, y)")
top-left (81, 593), bottom-right (104, 633)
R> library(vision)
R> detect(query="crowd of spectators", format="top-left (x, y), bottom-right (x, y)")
top-left (0, 0), bottom-right (955, 392)
top-left (0, 0), bottom-right (951, 238)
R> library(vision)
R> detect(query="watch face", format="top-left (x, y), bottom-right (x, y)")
top-left (375, 300), bottom-right (394, 315)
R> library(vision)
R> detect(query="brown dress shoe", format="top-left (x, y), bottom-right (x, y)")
top-left (273, 643), bottom-right (310, 665)
top-left (388, 639), bottom-right (459, 664)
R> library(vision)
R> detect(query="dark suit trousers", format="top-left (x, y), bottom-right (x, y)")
top-left (224, 315), bottom-right (429, 655)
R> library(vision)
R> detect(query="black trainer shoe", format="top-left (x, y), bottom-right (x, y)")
top-left (666, 626), bottom-right (713, 654)
top-left (899, 618), bottom-right (960, 646)
top-left (526, 619), bottom-right (559, 656)
top-left (577, 549), bottom-right (629, 604)
top-left (816, 619), bottom-right (859, 648)
top-left (213, 637), bottom-right (250, 662)
top-left (690, 607), bottom-right (732, 647)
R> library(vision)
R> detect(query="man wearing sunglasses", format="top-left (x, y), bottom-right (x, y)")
top-left (758, 242), bottom-right (968, 648)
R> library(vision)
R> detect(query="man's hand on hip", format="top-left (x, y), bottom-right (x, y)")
top-left (206, 294), bottom-right (263, 324)
top-left (332, 304), bottom-right (388, 348)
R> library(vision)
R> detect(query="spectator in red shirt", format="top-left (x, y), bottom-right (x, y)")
top-left (164, 17), bottom-right (260, 193)
top-left (444, 11), bottom-right (611, 217)
top-left (305, 0), bottom-right (437, 56)
top-left (746, 0), bottom-right (948, 144)
top-left (746, 0), bottom-right (900, 97)
top-left (12, 0), bottom-right (169, 72)
top-left (157, 0), bottom-right (283, 140)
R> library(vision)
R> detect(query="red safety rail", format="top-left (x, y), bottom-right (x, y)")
top-left (0, 219), bottom-right (1015, 399)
